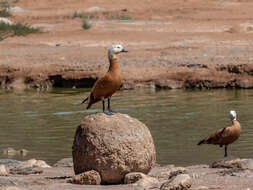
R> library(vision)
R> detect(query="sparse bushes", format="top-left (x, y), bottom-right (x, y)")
top-left (73, 10), bottom-right (133, 30)
top-left (0, 0), bottom-right (11, 17)
top-left (73, 11), bottom-right (93, 30)
top-left (0, 0), bottom-right (10, 9)
top-left (73, 11), bottom-right (94, 20)
top-left (119, 15), bottom-right (132, 20)
top-left (0, 22), bottom-right (39, 40)
top-left (0, 9), bottom-right (11, 17)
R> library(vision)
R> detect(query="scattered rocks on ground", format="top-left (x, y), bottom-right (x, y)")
top-left (211, 158), bottom-right (253, 169)
top-left (0, 159), bottom-right (21, 168)
top-left (124, 172), bottom-right (158, 185)
top-left (54, 158), bottom-right (73, 167)
top-left (160, 174), bottom-right (192, 190)
top-left (69, 170), bottom-right (101, 185)
top-left (0, 187), bottom-right (22, 190)
top-left (135, 175), bottom-right (159, 189)
top-left (0, 159), bottom-right (50, 175)
top-left (72, 113), bottom-right (156, 184)
top-left (149, 165), bottom-right (187, 180)
top-left (10, 167), bottom-right (43, 175)
top-left (0, 165), bottom-right (9, 176)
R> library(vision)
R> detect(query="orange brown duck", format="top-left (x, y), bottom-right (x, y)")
top-left (197, 110), bottom-right (241, 157)
top-left (81, 44), bottom-right (128, 115)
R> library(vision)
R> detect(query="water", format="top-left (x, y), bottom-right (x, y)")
top-left (0, 88), bottom-right (253, 166)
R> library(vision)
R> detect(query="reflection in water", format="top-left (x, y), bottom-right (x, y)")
top-left (0, 88), bottom-right (253, 166)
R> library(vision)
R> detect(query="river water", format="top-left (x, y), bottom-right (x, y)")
top-left (0, 88), bottom-right (253, 166)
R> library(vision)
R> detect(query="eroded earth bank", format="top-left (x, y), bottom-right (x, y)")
top-left (1, 0), bottom-right (253, 89)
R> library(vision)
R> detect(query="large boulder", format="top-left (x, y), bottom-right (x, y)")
top-left (72, 113), bottom-right (156, 184)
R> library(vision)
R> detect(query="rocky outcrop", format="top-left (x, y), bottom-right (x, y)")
top-left (72, 113), bottom-right (156, 184)
top-left (211, 158), bottom-right (253, 169)
top-left (70, 170), bottom-right (101, 185)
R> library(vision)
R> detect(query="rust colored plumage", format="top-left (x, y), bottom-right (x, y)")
top-left (197, 110), bottom-right (241, 157)
top-left (81, 45), bottom-right (127, 114)
top-left (86, 60), bottom-right (122, 109)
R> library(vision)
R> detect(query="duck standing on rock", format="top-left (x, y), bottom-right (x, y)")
top-left (197, 110), bottom-right (241, 157)
top-left (81, 44), bottom-right (128, 115)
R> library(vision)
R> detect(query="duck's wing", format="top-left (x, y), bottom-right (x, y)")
top-left (205, 126), bottom-right (233, 144)
top-left (91, 74), bottom-right (113, 99)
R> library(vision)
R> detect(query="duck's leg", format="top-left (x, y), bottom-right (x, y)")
top-left (102, 100), bottom-right (105, 113)
top-left (224, 146), bottom-right (228, 157)
top-left (106, 97), bottom-right (114, 115)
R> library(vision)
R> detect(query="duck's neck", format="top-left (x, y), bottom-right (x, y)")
top-left (108, 58), bottom-right (120, 72)
top-left (232, 119), bottom-right (239, 126)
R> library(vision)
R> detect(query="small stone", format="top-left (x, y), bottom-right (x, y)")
top-left (70, 170), bottom-right (101, 185)
top-left (0, 165), bottom-right (9, 176)
top-left (54, 158), bottom-right (73, 167)
top-left (124, 172), bottom-right (158, 186)
top-left (86, 6), bottom-right (105, 12)
top-left (160, 174), bottom-right (192, 190)
top-left (21, 159), bottom-right (51, 168)
top-left (124, 172), bottom-right (146, 184)
top-left (0, 18), bottom-right (14, 25)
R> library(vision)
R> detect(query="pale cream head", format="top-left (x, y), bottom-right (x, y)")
top-left (229, 110), bottom-right (237, 120)
top-left (108, 44), bottom-right (128, 60)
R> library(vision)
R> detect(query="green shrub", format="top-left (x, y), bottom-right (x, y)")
top-left (0, 0), bottom-right (10, 9)
top-left (0, 22), bottom-right (39, 38)
top-left (73, 11), bottom-right (94, 19)
top-left (120, 15), bottom-right (132, 20)
top-left (82, 19), bottom-right (91, 30)
top-left (0, 9), bottom-right (11, 17)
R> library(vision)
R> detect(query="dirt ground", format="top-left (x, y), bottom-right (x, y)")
top-left (1, 0), bottom-right (253, 89)
top-left (1, 163), bottom-right (253, 190)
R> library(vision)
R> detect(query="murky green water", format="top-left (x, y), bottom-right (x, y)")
top-left (0, 88), bottom-right (253, 166)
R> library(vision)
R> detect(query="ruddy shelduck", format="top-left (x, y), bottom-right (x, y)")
top-left (81, 44), bottom-right (128, 114)
top-left (197, 110), bottom-right (241, 157)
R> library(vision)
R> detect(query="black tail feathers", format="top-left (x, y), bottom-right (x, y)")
top-left (81, 97), bottom-right (88, 104)
top-left (197, 139), bottom-right (206, 145)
